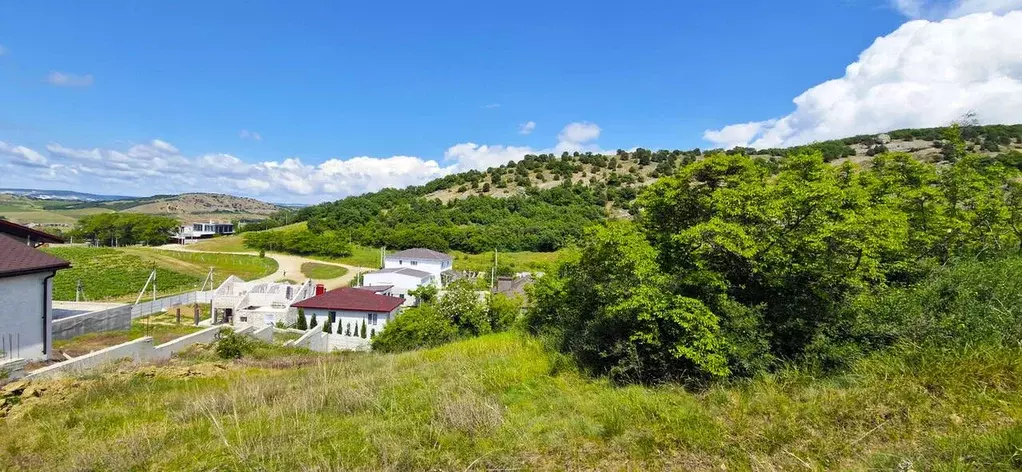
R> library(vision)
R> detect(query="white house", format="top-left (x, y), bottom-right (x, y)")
top-left (292, 287), bottom-right (404, 348)
top-left (361, 267), bottom-right (434, 305)
top-left (211, 276), bottom-right (317, 328)
top-left (382, 248), bottom-right (453, 285)
top-left (0, 221), bottom-right (70, 362)
top-left (174, 220), bottom-right (235, 244)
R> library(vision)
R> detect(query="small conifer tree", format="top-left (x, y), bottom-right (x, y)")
top-left (296, 308), bottom-right (308, 330)
top-left (310, 313), bottom-right (318, 329)
top-left (346, 323), bottom-right (352, 336)
top-left (323, 318), bottom-right (332, 333)
top-left (360, 320), bottom-right (367, 339)
top-left (370, 328), bottom-right (376, 338)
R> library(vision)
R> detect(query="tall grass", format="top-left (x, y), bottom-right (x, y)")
top-left (3, 332), bottom-right (1022, 470)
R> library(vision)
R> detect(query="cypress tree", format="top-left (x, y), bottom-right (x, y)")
top-left (296, 308), bottom-right (308, 330)
top-left (323, 318), bottom-right (332, 333)
top-left (370, 328), bottom-right (376, 338)
top-left (346, 323), bottom-right (351, 336)
top-left (360, 320), bottom-right (367, 339)
top-left (310, 313), bottom-right (318, 329)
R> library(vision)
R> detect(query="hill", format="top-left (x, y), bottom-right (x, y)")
top-left (276, 123), bottom-right (1022, 256)
top-left (0, 192), bottom-right (282, 228)
top-left (2, 332), bottom-right (1020, 469)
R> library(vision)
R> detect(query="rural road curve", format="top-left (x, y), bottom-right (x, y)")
top-left (159, 244), bottom-right (361, 290)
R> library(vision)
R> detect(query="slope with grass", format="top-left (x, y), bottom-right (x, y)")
top-left (42, 246), bottom-right (278, 301)
top-left (299, 262), bottom-right (349, 280)
top-left (1, 332), bottom-right (1020, 470)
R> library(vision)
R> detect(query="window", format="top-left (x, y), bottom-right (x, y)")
top-left (368, 313), bottom-right (378, 325)
top-left (328, 311), bottom-right (337, 323)
top-left (411, 260), bottom-right (418, 266)
top-left (399, 260), bottom-right (403, 265)
top-left (240, 316), bottom-right (248, 322)
top-left (399, 293), bottom-right (405, 299)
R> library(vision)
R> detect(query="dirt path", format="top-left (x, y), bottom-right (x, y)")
top-left (159, 244), bottom-right (360, 290)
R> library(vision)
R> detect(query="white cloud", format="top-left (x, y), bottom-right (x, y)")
top-left (704, 11), bottom-right (1022, 149)
top-left (0, 121), bottom-right (607, 203)
top-left (0, 141), bottom-right (49, 168)
top-left (239, 129), bottom-right (262, 141)
top-left (46, 72), bottom-right (94, 87)
top-left (894, 0), bottom-right (1022, 18)
top-left (518, 121), bottom-right (536, 135)
top-left (558, 122), bottom-right (601, 144)
top-left (483, 103), bottom-right (501, 109)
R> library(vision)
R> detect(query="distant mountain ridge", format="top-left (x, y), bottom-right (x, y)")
top-left (0, 188), bottom-right (135, 202)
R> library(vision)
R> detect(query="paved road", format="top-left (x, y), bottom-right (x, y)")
top-left (158, 244), bottom-right (361, 290)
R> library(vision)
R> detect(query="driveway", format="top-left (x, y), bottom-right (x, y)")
top-left (158, 244), bottom-right (360, 290)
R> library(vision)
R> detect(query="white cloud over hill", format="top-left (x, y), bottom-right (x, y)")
top-left (0, 122), bottom-right (604, 203)
top-left (704, 10), bottom-right (1022, 149)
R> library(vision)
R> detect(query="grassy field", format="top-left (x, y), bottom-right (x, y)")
top-left (451, 249), bottom-right (565, 273)
top-left (52, 319), bottom-right (206, 357)
top-left (189, 222), bottom-right (307, 253)
top-left (42, 247), bottom-right (278, 301)
top-left (3, 332), bottom-right (1021, 470)
top-left (300, 262), bottom-right (349, 279)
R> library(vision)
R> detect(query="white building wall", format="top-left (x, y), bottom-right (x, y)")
top-left (302, 307), bottom-right (395, 340)
top-left (383, 257), bottom-right (449, 285)
top-left (361, 272), bottom-right (432, 305)
top-left (0, 272), bottom-right (54, 361)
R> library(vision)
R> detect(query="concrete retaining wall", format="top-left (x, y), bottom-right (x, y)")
top-left (51, 290), bottom-right (215, 341)
top-left (26, 325), bottom-right (264, 380)
top-left (0, 358), bottom-right (27, 383)
top-left (52, 305), bottom-right (133, 340)
top-left (251, 326), bottom-right (273, 343)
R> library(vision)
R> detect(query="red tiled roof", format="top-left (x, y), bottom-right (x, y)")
top-left (292, 287), bottom-right (404, 313)
top-left (0, 235), bottom-right (71, 278)
top-left (0, 220), bottom-right (65, 245)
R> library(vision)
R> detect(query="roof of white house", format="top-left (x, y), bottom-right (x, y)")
top-left (386, 248), bottom-right (452, 262)
top-left (366, 267), bottom-right (433, 279)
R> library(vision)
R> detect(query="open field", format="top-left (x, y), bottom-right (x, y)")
top-left (300, 262), bottom-right (349, 280)
top-left (2, 332), bottom-right (1022, 469)
top-left (188, 221), bottom-right (307, 253)
top-left (52, 319), bottom-right (206, 357)
top-left (42, 247), bottom-right (278, 301)
top-left (451, 249), bottom-right (565, 273)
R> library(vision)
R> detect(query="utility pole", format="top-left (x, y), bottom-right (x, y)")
top-left (75, 279), bottom-right (85, 302)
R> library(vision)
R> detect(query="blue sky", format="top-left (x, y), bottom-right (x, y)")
top-left (1, 0), bottom-right (1020, 202)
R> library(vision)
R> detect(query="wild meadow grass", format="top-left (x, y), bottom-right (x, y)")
top-left (3, 333), bottom-right (1021, 470)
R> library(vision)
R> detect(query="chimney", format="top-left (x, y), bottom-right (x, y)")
top-left (316, 284), bottom-right (325, 296)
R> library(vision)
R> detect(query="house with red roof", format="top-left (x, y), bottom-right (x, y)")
top-left (291, 287), bottom-right (404, 342)
top-left (0, 221), bottom-right (70, 361)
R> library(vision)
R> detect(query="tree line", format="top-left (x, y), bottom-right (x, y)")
top-left (69, 213), bottom-right (179, 246)
top-left (527, 136), bottom-right (1022, 384)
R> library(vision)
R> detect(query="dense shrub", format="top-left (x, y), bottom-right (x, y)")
top-left (372, 305), bottom-right (460, 352)
top-left (70, 213), bottom-right (179, 246)
top-left (214, 329), bottom-right (253, 359)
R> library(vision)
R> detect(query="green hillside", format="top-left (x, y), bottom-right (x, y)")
top-left (2, 332), bottom-right (1021, 469)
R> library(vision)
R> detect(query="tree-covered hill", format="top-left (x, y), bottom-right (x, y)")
top-left (248, 123), bottom-right (1022, 255)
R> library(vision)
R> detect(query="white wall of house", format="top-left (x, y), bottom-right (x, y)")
top-left (0, 271), bottom-right (55, 361)
top-left (383, 257), bottom-right (449, 284)
top-left (301, 307), bottom-right (395, 339)
top-left (361, 272), bottom-right (433, 305)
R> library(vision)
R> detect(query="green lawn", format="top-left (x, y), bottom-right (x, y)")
top-left (42, 247), bottom-right (278, 301)
top-left (4, 332), bottom-right (1021, 470)
top-left (300, 262), bottom-right (349, 279)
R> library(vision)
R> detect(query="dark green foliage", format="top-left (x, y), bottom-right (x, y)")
top-left (527, 223), bottom-right (729, 382)
top-left (360, 320), bottom-right (367, 339)
top-left (244, 228), bottom-right (352, 258)
top-left (296, 308), bottom-right (307, 330)
top-left (346, 323), bottom-right (352, 336)
top-left (310, 314), bottom-right (318, 330)
top-left (214, 328), bottom-right (253, 359)
top-left (323, 318), bottom-right (332, 333)
top-left (371, 305), bottom-right (459, 352)
top-left (408, 284), bottom-right (438, 304)
top-left (70, 213), bottom-right (179, 246)
top-left (531, 149), bottom-right (1022, 383)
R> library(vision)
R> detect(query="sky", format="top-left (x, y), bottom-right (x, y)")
top-left (1, 0), bottom-right (1021, 203)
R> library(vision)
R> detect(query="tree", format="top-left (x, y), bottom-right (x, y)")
top-left (296, 308), bottom-right (308, 330)
top-left (310, 314), bottom-right (318, 330)
top-left (408, 284), bottom-right (438, 305)
top-left (360, 320), bottom-right (367, 339)
top-left (527, 222), bottom-right (729, 383)
top-left (437, 280), bottom-right (490, 335)
top-left (372, 305), bottom-right (458, 352)
top-left (346, 323), bottom-right (352, 336)
top-left (323, 318), bottom-right (333, 333)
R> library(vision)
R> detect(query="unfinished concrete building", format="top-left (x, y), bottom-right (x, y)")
top-left (211, 276), bottom-right (317, 328)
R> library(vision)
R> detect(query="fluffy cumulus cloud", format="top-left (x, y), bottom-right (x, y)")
top-left (0, 121), bottom-right (606, 203)
top-left (518, 121), bottom-right (536, 135)
top-left (704, 11), bottom-right (1022, 149)
top-left (894, 0), bottom-right (1022, 18)
top-left (45, 72), bottom-right (94, 87)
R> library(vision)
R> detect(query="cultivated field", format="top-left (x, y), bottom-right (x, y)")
top-left (43, 247), bottom-right (278, 301)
